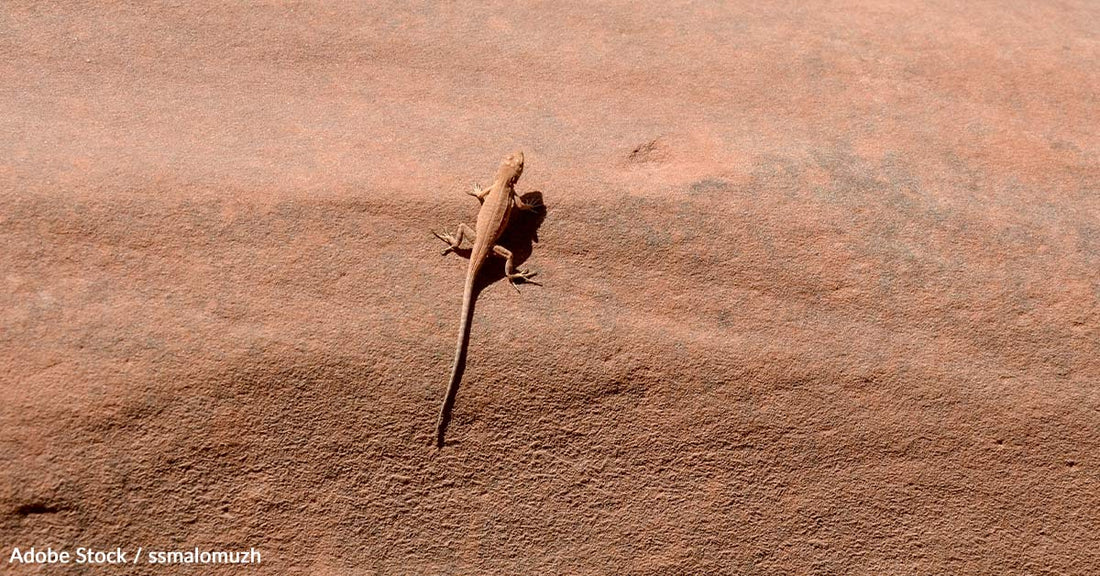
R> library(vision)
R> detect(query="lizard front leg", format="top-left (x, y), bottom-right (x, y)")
top-left (466, 183), bottom-right (491, 203)
top-left (492, 245), bottom-right (538, 291)
top-left (433, 223), bottom-right (476, 255)
top-left (513, 194), bottom-right (539, 212)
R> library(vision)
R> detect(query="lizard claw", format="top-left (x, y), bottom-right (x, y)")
top-left (433, 230), bottom-right (459, 254)
top-left (506, 269), bottom-right (539, 292)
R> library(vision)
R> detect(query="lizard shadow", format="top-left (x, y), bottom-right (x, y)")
top-left (482, 190), bottom-right (547, 288)
top-left (443, 191), bottom-right (548, 293)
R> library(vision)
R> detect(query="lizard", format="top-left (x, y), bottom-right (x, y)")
top-left (431, 150), bottom-right (538, 448)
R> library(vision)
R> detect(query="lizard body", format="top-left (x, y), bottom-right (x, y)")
top-left (433, 151), bottom-right (537, 448)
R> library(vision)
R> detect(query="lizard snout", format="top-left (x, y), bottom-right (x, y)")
top-left (499, 151), bottom-right (524, 180)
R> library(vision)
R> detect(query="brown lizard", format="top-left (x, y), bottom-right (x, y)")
top-left (432, 151), bottom-right (538, 448)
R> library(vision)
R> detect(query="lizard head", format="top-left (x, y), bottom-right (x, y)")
top-left (496, 151), bottom-right (524, 184)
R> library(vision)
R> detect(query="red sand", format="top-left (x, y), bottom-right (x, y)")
top-left (2, 1), bottom-right (1098, 574)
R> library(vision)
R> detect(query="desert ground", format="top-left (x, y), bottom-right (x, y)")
top-left (2, 1), bottom-right (1098, 574)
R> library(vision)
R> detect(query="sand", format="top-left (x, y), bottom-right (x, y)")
top-left (2, 1), bottom-right (1098, 573)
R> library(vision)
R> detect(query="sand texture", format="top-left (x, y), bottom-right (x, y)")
top-left (2, 1), bottom-right (1099, 574)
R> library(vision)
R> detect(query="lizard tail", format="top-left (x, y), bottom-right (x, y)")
top-left (435, 265), bottom-right (478, 448)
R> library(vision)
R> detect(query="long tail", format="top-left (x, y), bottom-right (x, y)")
top-left (435, 263), bottom-right (479, 448)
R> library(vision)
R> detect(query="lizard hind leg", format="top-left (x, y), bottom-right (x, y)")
top-left (492, 245), bottom-right (539, 292)
top-left (433, 223), bottom-right (476, 255)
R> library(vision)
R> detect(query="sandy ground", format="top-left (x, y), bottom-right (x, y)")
top-left (2, 1), bottom-right (1099, 574)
